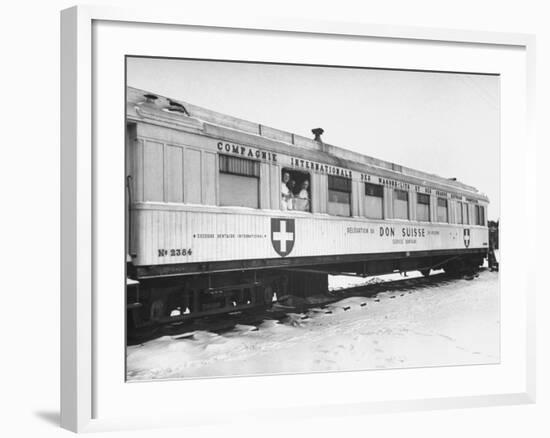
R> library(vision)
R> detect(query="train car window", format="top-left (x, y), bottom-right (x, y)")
top-left (364, 183), bottom-right (383, 219)
top-left (328, 175), bottom-right (352, 217)
top-left (416, 193), bottom-right (431, 222)
top-left (475, 205), bottom-right (485, 225)
top-left (219, 154), bottom-right (260, 177)
top-left (282, 168), bottom-right (311, 212)
top-left (393, 189), bottom-right (409, 220)
top-left (437, 197), bottom-right (449, 223)
top-left (219, 155), bottom-right (260, 208)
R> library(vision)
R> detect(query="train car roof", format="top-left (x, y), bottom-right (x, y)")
top-left (126, 87), bottom-right (489, 201)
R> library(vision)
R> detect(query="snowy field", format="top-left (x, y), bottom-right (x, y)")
top-left (126, 270), bottom-right (499, 381)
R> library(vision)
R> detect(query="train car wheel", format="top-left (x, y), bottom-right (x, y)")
top-left (420, 269), bottom-right (431, 277)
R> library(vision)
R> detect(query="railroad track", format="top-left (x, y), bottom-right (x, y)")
top-left (127, 269), bottom-right (484, 346)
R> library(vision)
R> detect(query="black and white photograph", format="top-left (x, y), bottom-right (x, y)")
top-left (3, 0), bottom-right (547, 434)
top-left (125, 57), bottom-right (500, 381)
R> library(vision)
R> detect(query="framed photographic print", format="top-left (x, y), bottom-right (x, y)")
top-left (61, 5), bottom-right (536, 432)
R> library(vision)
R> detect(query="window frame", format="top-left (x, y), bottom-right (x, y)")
top-left (327, 175), bottom-right (352, 217)
top-left (364, 182), bottom-right (384, 219)
top-left (393, 188), bottom-right (409, 220)
top-left (219, 154), bottom-right (260, 178)
top-left (436, 197), bottom-right (449, 223)
top-left (282, 167), bottom-right (312, 212)
top-left (416, 192), bottom-right (431, 222)
top-left (475, 204), bottom-right (486, 226)
top-left (218, 154), bottom-right (260, 209)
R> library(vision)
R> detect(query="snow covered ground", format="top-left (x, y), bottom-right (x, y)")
top-left (126, 270), bottom-right (499, 381)
top-left (328, 270), bottom-right (424, 290)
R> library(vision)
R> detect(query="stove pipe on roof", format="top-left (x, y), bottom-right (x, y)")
top-left (312, 128), bottom-right (324, 143)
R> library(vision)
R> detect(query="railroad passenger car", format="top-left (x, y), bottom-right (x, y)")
top-left (126, 87), bottom-right (489, 327)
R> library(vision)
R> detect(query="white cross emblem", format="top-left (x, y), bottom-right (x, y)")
top-left (271, 218), bottom-right (296, 257)
top-left (273, 220), bottom-right (294, 253)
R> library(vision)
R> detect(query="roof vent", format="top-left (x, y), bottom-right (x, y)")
top-left (448, 177), bottom-right (457, 181)
top-left (143, 93), bottom-right (158, 103)
top-left (312, 128), bottom-right (324, 142)
top-left (166, 99), bottom-right (190, 116)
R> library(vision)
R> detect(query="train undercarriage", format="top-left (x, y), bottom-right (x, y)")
top-left (127, 250), bottom-right (486, 331)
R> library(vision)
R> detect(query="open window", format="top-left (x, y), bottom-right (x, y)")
top-left (416, 193), bottom-right (430, 222)
top-left (365, 183), bottom-right (383, 219)
top-left (328, 175), bottom-right (352, 217)
top-left (219, 155), bottom-right (260, 208)
top-left (281, 168), bottom-right (311, 212)
top-left (393, 189), bottom-right (409, 220)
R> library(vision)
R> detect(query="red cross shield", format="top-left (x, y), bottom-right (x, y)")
top-left (271, 218), bottom-right (295, 257)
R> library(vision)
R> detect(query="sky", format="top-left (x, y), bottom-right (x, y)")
top-left (127, 57), bottom-right (500, 219)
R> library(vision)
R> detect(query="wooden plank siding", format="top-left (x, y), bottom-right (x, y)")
top-left (449, 199), bottom-right (457, 224)
top-left (430, 195), bottom-right (437, 223)
top-left (383, 187), bottom-right (393, 220)
top-left (129, 136), bottom-right (218, 206)
top-left (356, 181), bottom-right (365, 217)
top-left (183, 148), bottom-right (201, 204)
top-left (126, 88), bottom-right (493, 274)
top-left (270, 164), bottom-right (280, 210)
top-left (127, 114), bottom-right (490, 268)
top-left (351, 180), bottom-right (361, 217)
top-left (131, 204), bottom-right (489, 268)
top-left (202, 151), bottom-right (217, 206)
top-left (128, 130), bottom-right (490, 227)
top-left (259, 162), bottom-right (271, 210)
top-left (165, 145), bottom-right (184, 203)
top-left (143, 140), bottom-right (164, 202)
top-left (408, 188), bottom-right (416, 222)
top-left (128, 87), bottom-right (486, 199)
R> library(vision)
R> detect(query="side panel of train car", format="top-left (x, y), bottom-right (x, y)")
top-left (126, 89), bottom-right (489, 327)
top-left (131, 204), bottom-right (487, 272)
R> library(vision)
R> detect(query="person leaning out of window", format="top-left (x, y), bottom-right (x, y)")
top-left (296, 180), bottom-right (310, 211)
top-left (281, 172), bottom-right (292, 210)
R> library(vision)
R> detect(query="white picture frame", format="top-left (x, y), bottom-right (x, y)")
top-left (60, 5), bottom-right (536, 433)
